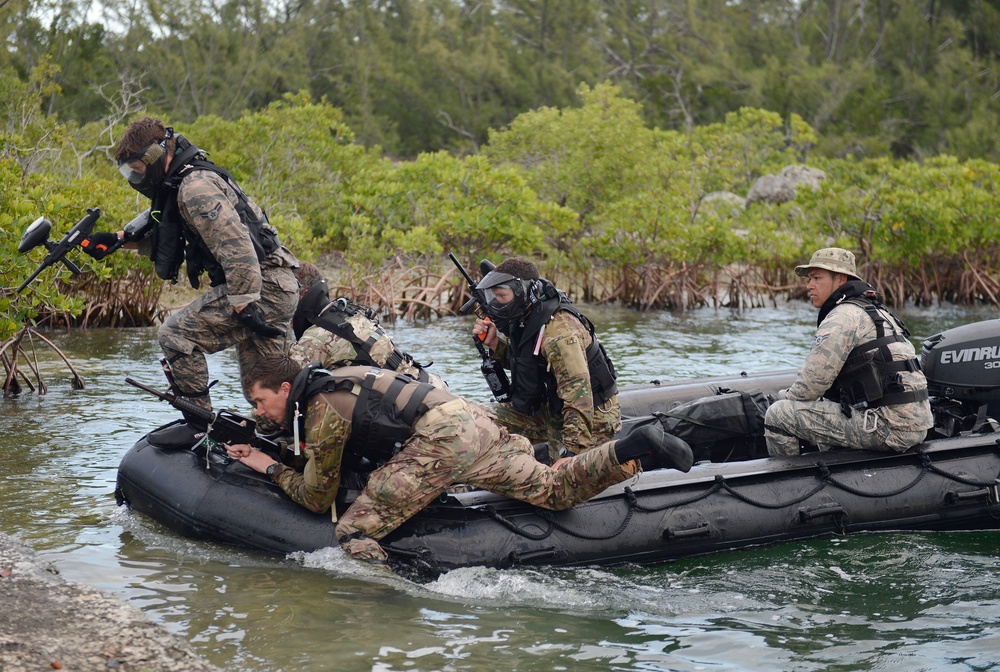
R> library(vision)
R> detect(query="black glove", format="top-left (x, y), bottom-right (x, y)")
top-left (80, 232), bottom-right (121, 260)
top-left (236, 302), bottom-right (286, 338)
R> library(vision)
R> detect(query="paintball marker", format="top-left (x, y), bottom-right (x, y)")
top-left (448, 253), bottom-right (511, 403)
top-left (16, 207), bottom-right (102, 293)
top-left (125, 376), bottom-right (280, 454)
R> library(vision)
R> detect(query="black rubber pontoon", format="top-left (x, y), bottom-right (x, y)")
top-left (115, 320), bottom-right (1000, 576)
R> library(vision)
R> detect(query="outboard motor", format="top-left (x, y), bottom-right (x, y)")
top-left (921, 319), bottom-right (1000, 436)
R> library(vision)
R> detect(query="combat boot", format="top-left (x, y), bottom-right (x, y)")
top-left (614, 425), bottom-right (694, 473)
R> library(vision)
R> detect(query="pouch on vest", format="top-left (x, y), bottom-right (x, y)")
top-left (830, 351), bottom-right (884, 408)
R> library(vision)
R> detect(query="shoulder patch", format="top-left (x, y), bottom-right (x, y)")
top-left (813, 334), bottom-right (829, 346)
top-left (200, 203), bottom-right (223, 221)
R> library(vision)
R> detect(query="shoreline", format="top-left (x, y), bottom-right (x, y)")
top-left (0, 532), bottom-right (221, 672)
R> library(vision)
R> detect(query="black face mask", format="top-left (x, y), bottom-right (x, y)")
top-left (477, 270), bottom-right (538, 333)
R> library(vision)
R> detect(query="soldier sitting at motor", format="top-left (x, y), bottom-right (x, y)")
top-left (471, 257), bottom-right (628, 469)
top-left (289, 263), bottom-right (446, 389)
top-left (224, 355), bottom-right (693, 565)
top-left (764, 247), bottom-right (933, 456)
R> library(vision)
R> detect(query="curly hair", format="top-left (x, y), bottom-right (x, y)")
top-left (293, 262), bottom-right (325, 290)
top-left (494, 257), bottom-right (539, 281)
top-left (115, 116), bottom-right (176, 163)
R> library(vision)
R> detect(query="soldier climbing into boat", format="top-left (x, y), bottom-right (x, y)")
top-left (764, 247), bottom-right (934, 455)
top-left (470, 257), bottom-right (628, 471)
top-left (288, 263), bottom-right (446, 389)
top-left (79, 116), bottom-right (300, 421)
top-left (224, 355), bottom-right (694, 565)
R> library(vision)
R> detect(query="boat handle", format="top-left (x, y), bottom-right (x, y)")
top-left (663, 522), bottom-right (711, 540)
top-left (945, 486), bottom-right (1000, 505)
top-left (798, 504), bottom-right (845, 523)
top-left (509, 547), bottom-right (560, 564)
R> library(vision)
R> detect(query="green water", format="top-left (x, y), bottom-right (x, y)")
top-left (1, 301), bottom-right (998, 672)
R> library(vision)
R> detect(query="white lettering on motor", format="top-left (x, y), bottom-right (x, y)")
top-left (939, 346), bottom-right (1000, 365)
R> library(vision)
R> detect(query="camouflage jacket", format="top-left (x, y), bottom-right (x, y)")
top-left (139, 169), bottom-right (297, 308)
top-left (493, 309), bottom-right (613, 453)
top-left (289, 311), bottom-right (446, 389)
top-left (786, 302), bottom-right (934, 432)
top-left (271, 394), bottom-right (351, 514)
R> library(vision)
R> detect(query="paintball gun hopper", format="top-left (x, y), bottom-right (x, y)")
top-left (16, 207), bottom-right (102, 293)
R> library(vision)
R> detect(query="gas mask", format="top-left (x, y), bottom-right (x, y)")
top-left (476, 270), bottom-right (538, 334)
top-left (117, 129), bottom-right (173, 199)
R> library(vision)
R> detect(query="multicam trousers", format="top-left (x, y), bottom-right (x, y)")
top-left (336, 397), bottom-right (634, 562)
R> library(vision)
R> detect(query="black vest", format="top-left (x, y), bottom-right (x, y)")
top-left (820, 283), bottom-right (927, 410)
top-left (287, 364), bottom-right (449, 472)
top-left (146, 135), bottom-right (280, 288)
top-left (507, 289), bottom-right (617, 416)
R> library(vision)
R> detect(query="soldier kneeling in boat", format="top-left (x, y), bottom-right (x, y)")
top-left (765, 248), bottom-right (933, 456)
top-left (289, 262), bottom-right (447, 389)
top-left (225, 356), bottom-right (693, 565)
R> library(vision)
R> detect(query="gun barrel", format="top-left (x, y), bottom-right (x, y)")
top-left (125, 377), bottom-right (215, 424)
top-left (16, 266), bottom-right (46, 293)
top-left (125, 377), bottom-right (170, 400)
top-left (448, 253), bottom-right (478, 286)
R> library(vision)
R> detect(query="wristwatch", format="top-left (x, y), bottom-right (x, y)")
top-left (265, 462), bottom-right (283, 481)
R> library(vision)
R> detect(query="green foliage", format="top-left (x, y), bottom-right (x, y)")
top-left (0, 157), bottom-right (91, 337)
top-left (795, 154), bottom-right (1000, 270)
top-left (4, 45), bottom-right (1000, 326)
top-left (485, 82), bottom-right (656, 219)
top-left (4, 0), bottom-right (1000, 163)
top-left (343, 151), bottom-right (575, 276)
top-left (185, 92), bottom-right (381, 257)
top-left (0, 56), bottom-right (66, 175)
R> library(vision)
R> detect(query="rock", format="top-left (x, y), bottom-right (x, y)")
top-left (0, 533), bottom-right (221, 672)
top-left (700, 191), bottom-right (747, 210)
top-left (779, 164), bottom-right (826, 190)
top-left (746, 164), bottom-right (826, 205)
top-left (746, 174), bottom-right (797, 204)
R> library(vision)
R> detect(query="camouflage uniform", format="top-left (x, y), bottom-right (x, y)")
top-left (290, 311), bottom-right (447, 390)
top-left (765, 302), bottom-right (934, 455)
top-left (269, 368), bottom-right (637, 563)
top-left (491, 310), bottom-right (626, 465)
top-left (144, 169), bottom-right (299, 409)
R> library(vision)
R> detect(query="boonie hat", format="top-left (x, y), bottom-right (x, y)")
top-left (795, 247), bottom-right (859, 280)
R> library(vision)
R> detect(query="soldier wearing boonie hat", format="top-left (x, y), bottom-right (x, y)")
top-left (794, 247), bottom-right (862, 280)
top-left (763, 247), bottom-right (933, 457)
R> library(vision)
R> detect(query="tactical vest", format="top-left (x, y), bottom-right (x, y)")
top-left (311, 302), bottom-right (431, 383)
top-left (146, 135), bottom-right (281, 288)
top-left (287, 364), bottom-right (451, 472)
top-left (823, 296), bottom-right (928, 410)
top-left (507, 294), bottom-right (618, 416)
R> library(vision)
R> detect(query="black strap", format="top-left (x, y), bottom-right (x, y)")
top-left (351, 371), bottom-right (381, 452)
top-left (879, 388), bottom-right (929, 407)
top-left (400, 384), bottom-right (434, 425)
top-left (385, 348), bottom-right (405, 370)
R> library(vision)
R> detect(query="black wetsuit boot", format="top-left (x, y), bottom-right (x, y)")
top-left (615, 425), bottom-right (694, 473)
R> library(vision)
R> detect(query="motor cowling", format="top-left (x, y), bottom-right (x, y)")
top-left (921, 319), bottom-right (1000, 419)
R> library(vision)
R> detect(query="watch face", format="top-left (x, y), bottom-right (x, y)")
top-left (266, 464), bottom-right (276, 476)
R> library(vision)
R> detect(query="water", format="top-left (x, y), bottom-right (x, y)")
top-left (2, 300), bottom-right (999, 672)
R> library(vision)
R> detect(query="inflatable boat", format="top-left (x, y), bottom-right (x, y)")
top-left (115, 319), bottom-right (1000, 577)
